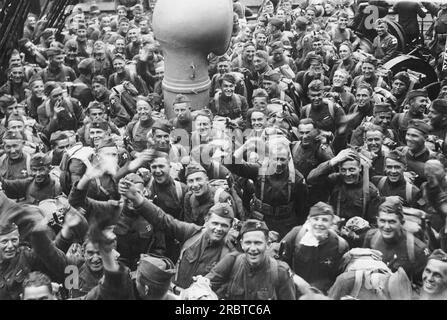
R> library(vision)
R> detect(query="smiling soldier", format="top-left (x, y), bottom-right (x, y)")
top-left (417, 249), bottom-right (447, 300)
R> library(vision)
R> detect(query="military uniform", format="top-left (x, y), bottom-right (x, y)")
top-left (372, 175), bottom-right (420, 207)
top-left (39, 65), bottom-right (77, 83)
top-left (1, 176), bottom-right (61, 205)
top-left (37, 97), bottom-right (85, 135)
top-left (125, 118), bottom-right (155, 153)
top-left (363, 229), bottom-right (429, 282)
top-left (107, 70), bottom-right (148, 96)
top-left (0, 153), bottom-right (31, 180)
top-left (134, 199), bottom-right (236, 289)
top-left (391, 112), bottom-right (426, 144)
top-left (372, 32), bottom-right (399, 65)
top-left (209, 92), bottom-right (248, 121)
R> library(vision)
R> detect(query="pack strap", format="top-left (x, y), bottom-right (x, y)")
top-left (405, 182), bottom-right (412, 204)
top-left (370, 229), bottom-right (381, 250)
top-left (378, 176), bottom-right (387, 192)
top-left (350, 270), bottom-right (364, 298)
top-left (174, 180), bottom-right (183, 202)
top-left (406, 232), bottom-right (415, 263)
top-left (175, 228), bottom-right (206, 283)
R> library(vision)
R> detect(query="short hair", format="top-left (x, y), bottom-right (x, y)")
top-left (364, 123), bottom-right (384, 134)
top-left (148, 151), bottom-right (170, 165)
top-left (299, 118), bottom-right (315, 126)
top-left (356, 82), bottom-right (373, 95)
top-left (252, 88), bottom-right (269, 99)
top-left (339, 12), bottom-right (349, 20)
top-left (22, 272), bottom-right (53, 294)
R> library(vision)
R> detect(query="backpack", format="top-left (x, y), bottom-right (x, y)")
top-left (147, 177), bottom-right (183, 203)
top-left (258, 159), bottom-right (296, 204)
top-left (377, 176), bottom-right (413, 204)
top-left (214, 93), bottom-right (242, 117)
top-left (370, 229), bottom-right (416, 264)
top-left (209, 177), bottom-right (246, 221)
top-left (303, 98), bottom-right (335, 120)
top-left (293, 224), bottom-right (347, 255)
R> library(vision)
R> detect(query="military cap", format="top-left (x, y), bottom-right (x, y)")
top-left (29, 74), bottom-right (44, 87)
top-left (295, 16), bottom-right (309, 28)
top-left (308, 79), bottom-right (325, 91)
top-left (43, 82), bottom-right (61, 97)
top-left (78, 58), bottom-right (96, 73)
top-left (185, 162), bottom-right (207, 178)
top-left (407, 119), bottom-right (431, 136)
top-left (90, 4), bottom-right (100, 14)
top-left (217, 55), bottom-right (230, 64)
top-left (406, 89), bottom-right (428, 101)
top-left (7, 114), bottom-right (24, 124)
top-left (393, 71), bottom-right (411, 88)
top-left (123, 173), bottom-right (144, 185)
top-left (3, 130), bottom-right (24, 141)
top-left (50, 131), bottom-right (69, 145)
top-left (64, 39), bottom-right (78, 51)
top-left (252, 88), bottom-right (269, 98)
top-left (97, 136), bottom-right (117, 150)
top-left (40, 29), bottom-right (54, 40)
top-left (50, 86), bottom-right (65, 97)
top-left (270, 41), bottom-right (284, 53)
top-left (118, 17), bottom-right (129, 25)
top-left (137, 254), bottom-right (176, 287)
top-left (0, 95), bottom-right (17, 109)
top-left (220, 73), bottom-right (236, 85)
top-left (308, 202), bottom-right (335, 218)
top-left (46, 47), bottom-right (64, 58)
top-left (90, 119), bottom-right (110, 131)
top-left (263, 70), bottom-right (282, 83)
top-left (30, 153), bottom-right (51, 168)
top-left (374, 103), bottom-right (393, 114)
top-left (402, 207), bottom-right (425, 224)
top-left (431, 99), bottom-right (447, 114)
top-left (173, 94), bottom-right (191, 105)
top-left (362, 55), bottom-right (378, 67)
top-left (429, 249), bottom-right (447, 263)
top-left (375, 18), bottom-right (387, 26)
top-left (386, 149), bottom-right (407, 165)
top-left (269, 18), bottom-right (284, 29)
top-left (240, 219), bottom-right (269, 237)
top-left (209, 202), bottom-right (234, 220)
top-left (378, 197), bottom-right (403, 218)
top-left (254, 50), bottom-right (269, 61)
top-left (87, 101), bottom-right (106, 112)
top-left (152, 119), bottom-right (173, 134)
top-left (305, 52), bottom-right (323, 65)
top-left (112, 53), bottom-right (126, 63)
top-left (0, 222), bottom-right (18, 236)
top-left (92, 75), bottom-right (107, 86)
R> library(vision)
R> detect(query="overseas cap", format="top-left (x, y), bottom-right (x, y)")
top-left (185, 162), bottom-right (207, 178)
top-left (240, 219), bottom-right (269, 236)
top-left (386, 149), bottom-right (407, 165)
top-left (137, 254), bottom-right (176, 286)
top-left (431, 99), bottom-right (447, 115)
top-left (209, 202), bottom-right (234, 220)
top-left (407, 119), bottom-right (431, 136)
top-left (308, 202), bottom-right (334, 218)
top-left (429, 249), bottom-right (447, 263)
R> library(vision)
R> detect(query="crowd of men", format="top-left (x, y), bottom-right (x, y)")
top-left (3, 0), bottom-right (447, 300)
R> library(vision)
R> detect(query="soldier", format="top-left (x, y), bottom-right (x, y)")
top-left (0, 153), bottom-right (61, 205)
top-left (231, 42), bottom-right (256, 76)
top-left (372, 19), bottom-right (399, 65)
top-left (252, 50), bottom-right (272, 90)
top-left (390, 71), bottom-right (411, 112)
top-left (307, 149), bottom-right (382, 224)
top-left (418, 249), bottom-right (447, 300)
top-left (39, 47), bottom-right (77, 83)
top-left (351, 56), bottom-right (390, 93)
top-left (119, 178), bottom-right (237, 290)
top-left (108, 54), bottom-right (148, 95)
top-left (362, 198), bottom-right (430, 283)
top-left (225, 137), bottom-right (308, 235)
top-left (300, 80), bottom-right (347, 153)
top-left (268, 41), bottom-right (296, 77)
top-left (371, 150), bottom-right (421, 208)
top-left (170, 94), bottom-right (193, 135)
top-left (428, 99), bottom-right (447, 155)
top-left (0, 130), bottom-right (31, 180)
top-left (71, 58), bottom-right (95, 109)
top-left (347, 83), bottom-right (375, 131)
top-left (0, 63), bottom-right (28, 103)
top-left (391, 89), bottom-right (429, 144)
top-left (262, 70), bottom-right (295, 108)
top-left (25, 74), bottom-right (45, 121)
top-left (282, 202), bottom-right (349, 293)
top-left (266, 18), bottom-right (290, 48)
top-left (396, 119), bottom-right (446, 187)
top-left (203, 219), bottom-right (296, 300)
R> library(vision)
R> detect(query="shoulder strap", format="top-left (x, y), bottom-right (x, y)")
top-left (294, 226), bottom-right (308, 252)
top-left (406, 232), bottom-right (415, 263)
top-left (351, 270), bottom-right (364, 298)
top-left (405, 182), bottom-right (412, 204)
top-left (238, 55), bottom-right (243, 68)
top-left (114, 73), bottom-right (119, 86)
top-left (292, 141), bottom-right (301, 156)
top-left (234, 94), bottom-right (242, 111)
top-left (305, 104), bottom-right (311, 118)
top-left (214, 93), bottom-right (220, 114)
top-left (280, 91), bottom-right (285, 101)
top-left (269, 257), bottom-right (279, 296)
top-left (370, 229), bottom-right (382, 250)
top-left (326, 99), bottom-right (335, 119)
top-left (174, 180), bottom-right (183, 202)
top-left (132, 121), bottom-right (141, 140)
top-left (398, 113), bottom-right (405, 127)
top-left (378, 176), bottom-right (387, 192)
top-left (25, 153), bottom-right (31, 174)
top-left (176, 228), bottom-right (206, 282)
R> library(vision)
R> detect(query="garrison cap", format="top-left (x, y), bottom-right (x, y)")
top-left (386, 149), bottom-right (407, 165)
top-left (305, 52), bottom-right (323, 65)
top-left (252, 88), bottom-right (269, 98)
top-left (295, 16), bottom-right (309, 28)
top-left (50, 131), bottom-right (69, 145)
top-left (429, 249), bottom-right (447, 263)
top-left (185, 162), bottom-right (207, 178)
top-left (407, 119), bottom-right (431, 136)
top-left (30, 153), bottom-right (51, 167)
top-left (362, 55), bottom-right (378, 67)
top-left (308, 79), bottom-right (325, 91)
top-left (123, 173), bottom-right (144, 185)
top-left (308, 202), bottom-right (334, 218)
top-left (431, 99), bottom-right (447, 114)
top-left (269, 18), bottom-right (284, 29)
top-left (209, 202), bottom-right (234, 220)
top-left (92, 75), bottom-right (107, 86)
top-left (97, 136), bottom-right (117, 150)
top-left (112, 53), bottom-right (126, 63)
top-left (78, 58), bottom-right (96, 73)
top-left (216, 55), bottom-right (230, 64)
top-left (3, 130), bottom-right (24, 141)
top-left (87, 101), bottom-right (106, 112)
top-left (374, 103), bottom-right (393, 114)
top-left (137, 254), bottom-right (176, 287)
top-left (219, 73), bottom-right (236, 85)
top-left (254, 50), bottom-right (269, 61)
top-left (7, 114), bottom-right (24, 124)
top-left (90, 119), bottom-right (110, 131)
top-left (0, 95), bottom-right (17, 109)
top-left (0, 222), bottom-right (18, 236)
top-left (29, 74), bottom-right (44, 86)
top-left (270, 41), bottom-right (284, 53)
top-left (173, 94), bottom-right (191, 105)
top-left (240, 219), bottom-right (269, 236)
top-left (378, 197), bottom-right (403, 218)
top-left (406, 89), bottom-right (428, 101)
top-left (263, 69), bottom-right (282, 83)
top-left (152, 119), bottom-right (172, 134)
top-left (46, 47), bottom-right (64, 58)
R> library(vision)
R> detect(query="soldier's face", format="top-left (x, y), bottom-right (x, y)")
top-left (173, 103), bottom-right (190, 120)
top-left (270, 148), bottom-right (289, 174)
top-left (115, 40), bottom-right (125, 52)
top-left (377, 212), bottom-right (403, 240)
top-left (374, 112), bottom-right (392, 128)
top-left (90, 129), bottom-right (107, 148)
top-left (206, 213), bottom-right (232, 243)
top-left (391, 79), bottom-right (407, 96)
top-left (333, 71), bottom-right (347, 87)
top-left (77, 29), bottom-right (87, 41)
top-left (113, 59), bottom-right (125, 73)
top-left (137, 102), bottom-right (152, 121)
top-left (422, 260), bottom-right (447, 296)
top-left (128, 29), bottom-right (139, 42)
top-left (385, 158), bottom-right (405, 183)
top-left (339, 45), bottom-right (350, 60)
top-left (272, 49), bottom-right (284, 62)
top-left (250, 98), bottom-right (266, 112)
top-left (31, 166), bottom-right (50, 184)
top-left (244, 46), bottom-right (256, 61)
top-left (338, 17), bottom-right (348, 29)
top-left (153, 129), bottom-right (170, 152)
top-left (119, 22), bottom-right (129, 34)
top-left (92, 83), bottom-right (107, 98)
top-left (409, 96), bottom-right (429, 116)
top-left (89, 109), bottom-right (106, 122)
top-left (365, 130), bottom-right (383, 154)
top-left (31, 81), bottom-right (45, 98)
top-left (187, 172), bottom-right (209, 197)
top-left (262, 80), bottom-right (277, 96)
top-left (221, 80), bottom-right (235, 98)
top-left (254, 56), bottom-right (267, 72)
top-left (8, 120), bottom-right (24, 134)
top-left (308, 89), bottom-right (323, 107)
top-left (312, 41), bottom-right (323, 53)
top-left (375, 23), bottom-right (386, 36)
top-left (361, 63), bottom-right (375, 78)
top-left (195, 116), bottom-right (211, 137)
top-left (54, 139), bottom-right (70, 154)
top-left (309, 214), bottom-right (333, 240)
top-left (251, 111), bottom-right (266, 131)
top-left (355, 88), bottom-right (371, 107)
top-left (150, 157), bottom-right (170, 185)
top-left (10, 68), bottom-right (24, 84)
top-left (339, 160), bottom-right (361, 185)
top-left (217, 62), bottom-right (231, 75)
top-left (22, 285), bottom-right (55, 300)
top-left (241, 231), bottom-right (268, 267)
top-left (405, 128), bottom-right (425, 152)
top-left (428, 107), bottom-right (446, 128)
top-left (0, 230), bottom-right (19, 262)
top-left (298, 123), bottom-right (315, 147)
top-left (84, 242), bottom-right (103, 272)
top-left (4, 139), bottom-right (24, 160)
